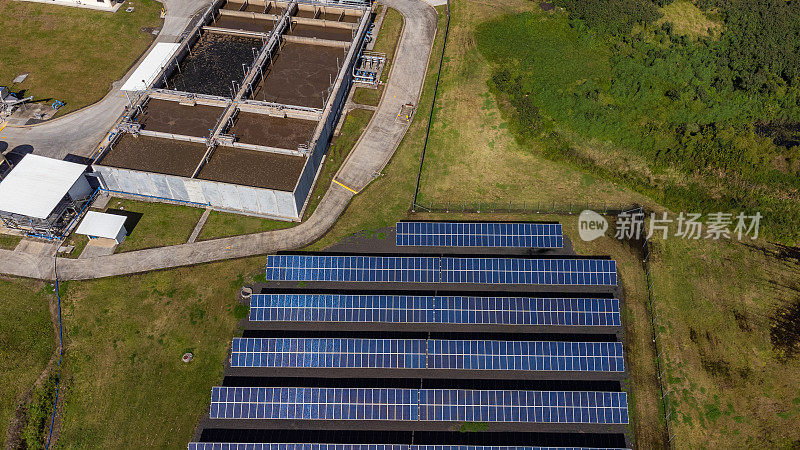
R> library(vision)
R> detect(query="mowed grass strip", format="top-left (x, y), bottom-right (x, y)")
top-left (0, 234), bottom-right (22, 250)
top-left (303, 108), bottom-right (374, 220)
top-left (416, 0), bottom-right (654, 208)
top-left (198, 211), bottom-right (294, 241)
top-left (0, 278), bottom-right (54, 448)
top-left (0, 0), bottom-right (162, 116)
top-left (107, 197), bottom-right (205, 252)
top-left (55, 258), bottom-right (260, 448)
top-left (353, 86), bottom-right (383, 106)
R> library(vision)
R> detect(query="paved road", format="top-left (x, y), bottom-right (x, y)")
top-left (0, 0), bottom-right (210, 160)
top-left (0, 0), bottom-right (439, 280)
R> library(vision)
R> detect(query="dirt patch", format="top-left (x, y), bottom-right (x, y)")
top-left (167, 32), bottom-right (261, 97)
top-left (137, 99), bottom-right (224, 138)
top-left (251, 42), bottom-right (346, 108)
top-left (771, 297), bottom-right (800, 359)
top-left (198, 146), bottom-right (306, 191)
top-left (288, 23), bottom-right (355, 41)
top-left (211, 14), bottom-right (275, 33)
top-left (100, 134), bottom-right (207, 178)
top-left (229, 112), bottom-right (317, 149)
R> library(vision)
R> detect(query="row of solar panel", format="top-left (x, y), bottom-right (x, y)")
top-left (208, 388), bottom-right (628, 424)
top-left (188, 445), bottom-right (630, 450)
top-left (249, 295), bottom-right (621, 327)
top-left (265, 256), bottom-right (617, 285)
top-left (395, 222), bottom-right (564, 248)
top-left (230, 338), bottom-right (624, 372)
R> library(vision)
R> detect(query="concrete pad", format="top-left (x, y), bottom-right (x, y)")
top-left (79, 239), bottom-right (118, 259)
top-left (15, 239), bottom-right (58, 256)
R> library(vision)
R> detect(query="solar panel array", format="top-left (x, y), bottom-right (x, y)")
top-left (230, 338), bottom-right (625, 372)
top-left (208, 387), bottom-right (628, 424)
top-left (427, 341), bottom-right (624, 372)
top-left (188, 445), bottom-right (630, 450)
top-left (396, 222), bottom-right (564, 248)
top-left (265, 256), bottom-right (617, 286)
top-left (231, 338), bottom-right (426, 369)
top-left (249, 294), bottom-right (621, 327)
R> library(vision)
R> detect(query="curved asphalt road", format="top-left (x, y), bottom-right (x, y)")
top-left (0, 0), bottom-right (439, 280)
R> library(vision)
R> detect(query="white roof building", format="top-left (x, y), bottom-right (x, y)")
top-left (76, 211), bottom-right (127, 244)
top-left (0, 154), bottom-right (93, 235)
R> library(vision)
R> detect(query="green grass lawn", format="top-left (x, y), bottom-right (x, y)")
top-left (54, 257), bottom-right (262, 448)
top-left (107, 197), bottom-right (205, 253)
top-left (373, 7), bottom-right (404, 83)
top-left (0, 278), bottom-right (54, 448)
top-left (0, 233), bottom-right (22, 250)
top-left (198, 211), bottom-right (294, 241)
top-left (0, 0), bottom-right (162, 116)
top-left (302, 108), bottom-right (374, 220)
top-left (352, 86), bottom-right (383, 106)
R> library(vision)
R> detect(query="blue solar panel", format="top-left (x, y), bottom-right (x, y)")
top-left (188, 445), bottom-right (631, 450)
top-left (417, 390), bottom-right (628, 424)
top-left (229, 338), bottom-right (624, 372)
top-left (440, 258), bottom-right (617, 285)
top-left (208, 387), bottom-right (628, 424)
top-left (396, 222), bottom-right (564, 248)
top-left (209, 387), bottom-right (418, 420)
top-left (427, 341), bottom-right (624, 372)
top-left (230, 338), bottom-right (426, 369)
top-left (249, 295), bottom-right (621, 327)
top-left (265, 256), bottom-right (617, 286)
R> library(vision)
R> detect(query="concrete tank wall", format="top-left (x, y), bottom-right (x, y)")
top-left (94, 165), bottom-right (299, 220)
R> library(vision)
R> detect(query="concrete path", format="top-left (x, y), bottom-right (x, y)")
top-left (0, 0), bottom-right (210, 160)
top-left (187, 207), bottom-right (212, 244)
top-left (0, 0), bottom-right (439, 280)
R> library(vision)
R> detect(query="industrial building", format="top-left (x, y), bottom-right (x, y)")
top-left (190, 221), bottom-right (631, 449)
top-left (92, 0), bottom-right (379, 221)
top-left (0, 154), bottom-right (94, 237)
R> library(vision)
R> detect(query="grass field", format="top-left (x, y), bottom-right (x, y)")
top-left (108, 197), bottom-right (205, 253)
top-left (0, 0), bottom-right (162, 116)
top-left (353, 86), bottom-right (383, 106)
top-left (650, 235), bottom-right (800, 447)
top-left (658, 0), bottom-right (723, 38)
top-left (198, 211), bottom-right (294, 241)
top-left (0, 234), bottom-right (22, 250)
top-left (415, 0), bottom-right (655, 209)
top-left (0, 278), bottom-right (54, 448)
top-left (55, 257), bottom-right (262, 448)
top-left (302, 108), bottom-right (374, 221)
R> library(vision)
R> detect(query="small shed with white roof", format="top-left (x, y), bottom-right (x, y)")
top-left (75, 211), bottom-right (127, 244)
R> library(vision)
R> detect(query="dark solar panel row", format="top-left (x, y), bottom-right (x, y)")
top-left (230, 338), bottom-right (625, 372)
top-left (208, 387), bottom-right (628, 424)
top-left (265, 256), bottom-right (617, 285)
top-left (189, 444), bottom-right (630, 450)
top-left (249, 295), bottom-right (621, 327)
top-left (396, 222), bottom-right (563, 248)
